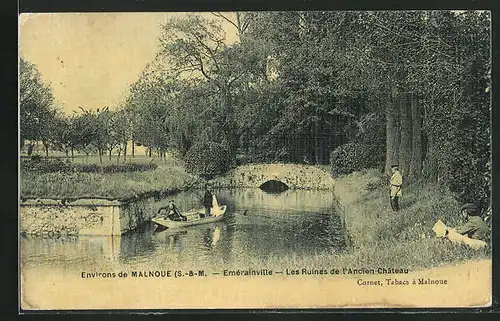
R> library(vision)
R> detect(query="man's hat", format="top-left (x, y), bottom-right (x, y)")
top-left (461, 203), bottom-right (479, 215)
top-left (391, 164), bottom-right (399, 168)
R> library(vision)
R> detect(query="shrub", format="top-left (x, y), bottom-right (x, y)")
top-left (184, 141), bottom-right (231, 179)
top-left (73, 163), bottom-right (158, 173)
top-left (30, 154), bottom-right (43, 162)
top-left (21, 158), bottom-right (72, 174)
top-left (330, 142), bottom-right (367, 176)
top-left (20, 158), bottom-right (157, 174)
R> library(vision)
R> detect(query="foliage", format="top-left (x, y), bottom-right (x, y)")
top-left (21, 157), bottom-right (72, 174)
top-left (330, 143), bottom-right (367, 176)
top-left (184, 141), bottom-right (230, 179)
top-left (330, 112), bottom-right (385, 176)
top-left (19, 57), bottom-right (58, 149)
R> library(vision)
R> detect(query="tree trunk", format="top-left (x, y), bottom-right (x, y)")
top-left (408, 93), bottom-right (423, 182)
top-left (43, 142), bottom-right (49, 157)
top-left (27, 144), bottom-right (34, 156)
top-left (148, 147), bottom-right (152, 157)
top-left (99, 150), bottom-right (103, 164)
top-left (109, 149), bottom-right (112, 161)
top-left (385, 90), bottom-right (401, 176)
top-left (117, 149), bottom-right (121, 164)
top-left (399, 93), bottom-right (412, 177)
top-left (71, 147), bottom-right (74, 161)
top-left (131, 138), bottom-right (135, 158)
top-left (123, 141), bottom-right (127, 162)
top-left (314, 114), bottom-right (320, 165)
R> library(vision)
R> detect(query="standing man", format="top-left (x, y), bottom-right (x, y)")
top-left (202, 188), bottom-right (213, 218)
top-left (389, 164), bottom-right (403, 212)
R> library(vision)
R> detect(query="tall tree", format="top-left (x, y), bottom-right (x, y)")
top-left (19, 57), bottom-right (56, 152)
top-left (158, 14), bottom-right (248, 157)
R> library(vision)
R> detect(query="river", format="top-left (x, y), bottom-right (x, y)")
top-left (20, 188), bottom-right (346, 274)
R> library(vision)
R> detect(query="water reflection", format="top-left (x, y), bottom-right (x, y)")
top-left (21, 188), bottom-right (345, 272)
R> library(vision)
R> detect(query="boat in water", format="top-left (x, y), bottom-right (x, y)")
top-left (152, 194), bottom-right (227, 229)
top-left (152, 205), bottom-right (227, 228)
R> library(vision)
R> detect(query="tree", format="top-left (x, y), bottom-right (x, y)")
top-left (19, 57), bottom-right (56, 153)
top-left (158, 14), bottom-right (249, 157)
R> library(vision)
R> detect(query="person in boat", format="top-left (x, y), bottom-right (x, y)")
top-left (447, 203), bottom-right (489, 242)
top-left (389, 164), bottom-right (403, 212)
top-left (202, 188), bottom-right (213, 218)
top-left (158, 200), bottom-right (187, 221)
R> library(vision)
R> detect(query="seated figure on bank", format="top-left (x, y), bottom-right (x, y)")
top-left (449, 203), bottom-right (489, 242)
top-left (432, 202), bottom-right (489, 250)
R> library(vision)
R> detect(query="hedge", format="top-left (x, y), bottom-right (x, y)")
top-left (20, 157), bottom-right (157, 174)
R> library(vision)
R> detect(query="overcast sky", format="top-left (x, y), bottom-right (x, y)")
top-left (19, 12), bottom-right (237, 115)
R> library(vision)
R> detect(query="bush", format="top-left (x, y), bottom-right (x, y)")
top-left (73, 163), bottom-right (157, 173)
top-left (330, 142), bottom-right (367, 176)
top-left (184, 141), bottom-right (231, 179)
top-left (21, 157), bottom-right (72, 174)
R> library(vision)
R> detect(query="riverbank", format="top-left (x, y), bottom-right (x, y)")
top-left (331, 168), bottom-right (491, 270)
top-left (222, 167), bottom-right (490, 271)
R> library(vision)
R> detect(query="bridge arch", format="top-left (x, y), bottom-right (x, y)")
top-left (259, 179), bottom-right (290, 193)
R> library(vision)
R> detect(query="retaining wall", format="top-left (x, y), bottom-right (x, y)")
top-left (19, 197), bottom-right (156, 236)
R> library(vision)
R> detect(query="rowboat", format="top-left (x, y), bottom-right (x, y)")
top-left (152, 205), bottom-right (227, 229)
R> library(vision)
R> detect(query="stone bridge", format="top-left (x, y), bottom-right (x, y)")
top-left (210, 164), bottom-right (335, 190)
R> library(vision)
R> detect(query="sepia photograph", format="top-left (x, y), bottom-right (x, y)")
top-left (19, 11), bottom-right (492, 309)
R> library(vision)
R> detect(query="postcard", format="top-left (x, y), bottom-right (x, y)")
top-left (19, 11), bottom-right (492, 310)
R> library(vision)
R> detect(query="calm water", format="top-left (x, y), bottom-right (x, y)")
top-left (20, 189), bottom-right (346, 272)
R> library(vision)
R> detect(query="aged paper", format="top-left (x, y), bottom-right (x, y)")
top-left (19, 11), bottom-right (492, 310)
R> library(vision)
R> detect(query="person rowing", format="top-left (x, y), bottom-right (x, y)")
top-left (157, 200), bottom-right (187, 222)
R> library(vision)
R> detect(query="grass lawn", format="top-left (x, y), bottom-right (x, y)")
top-left (20, 153), bottom-right (199, 200)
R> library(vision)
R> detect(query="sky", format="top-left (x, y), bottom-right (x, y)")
top-left (19, 12), bottom-right (237, 115)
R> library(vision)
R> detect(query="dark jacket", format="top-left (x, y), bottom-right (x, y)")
top-left (203, 190), bottom-right (213, 208)
top-left (455, 216), bottom-right (489, 241)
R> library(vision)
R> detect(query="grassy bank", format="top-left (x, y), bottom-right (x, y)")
top-left (20, 155), bottom-right (200, 200)
top-left (331, 168), bottom-right (490, 270)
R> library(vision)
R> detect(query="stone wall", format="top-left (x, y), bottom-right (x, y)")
top-left (20, 197), bottom-right (156, 236)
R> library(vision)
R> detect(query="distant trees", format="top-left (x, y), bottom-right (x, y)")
top-left (19, 58), bottom-right (132, 163)
top-left (20, 57), bottom-right (58, 155)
